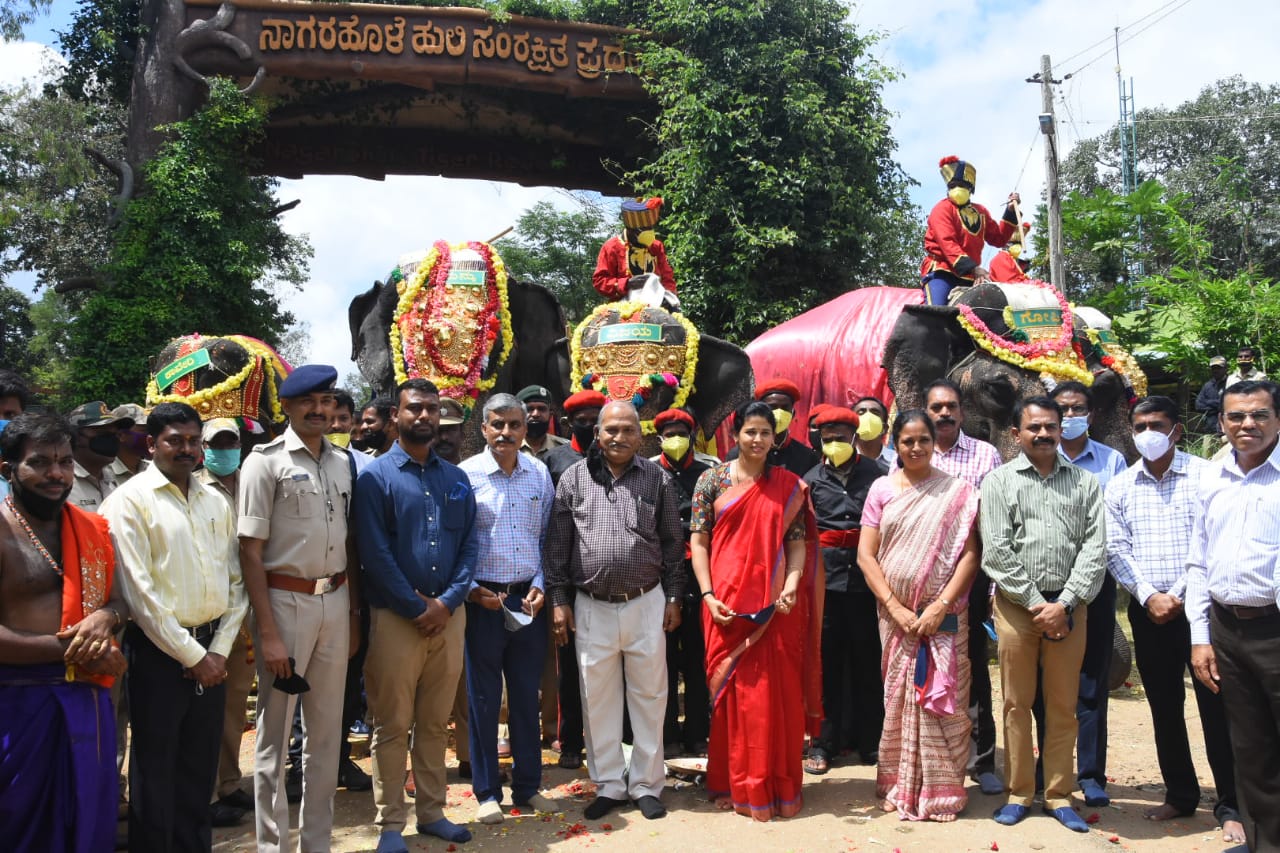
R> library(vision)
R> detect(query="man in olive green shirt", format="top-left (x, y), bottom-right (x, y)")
top-left (980, 396), bottom-right (1105, 833)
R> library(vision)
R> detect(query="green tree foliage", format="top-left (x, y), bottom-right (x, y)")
top-left (66, 79), bottom-right (310, 403)
top-left (52, 0), bottom-right (141, 108)
top-left (494, 197), bottom-right (612, 324)
top-left (625, 0), bottom-right (918, 342)
top-left (25, 288), bottom-right (78, 408)
top-left (1057, 77), bottom-right (1280, 294)
top-left (0, 283), bottom-right (36, 374)
top-left (0, 0), bottom-right (50, 40)
top-left (0, 84), bottom-right (124, 289)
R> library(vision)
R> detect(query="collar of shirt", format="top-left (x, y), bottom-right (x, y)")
top-left (387, 438), bottom-right (441, 471)
top-left (471, 445), bottom-right (533, 477)
top-left (74, 460), bottom-right (115, 486)
top-left (1012, 451), bottom-right (1065, 478)
top-left (134, 461), bottom-right (218, 503)
top-left (1223, 437), bottom-right (1280, 481)
top-left (937, 431), bottom-right (976, 457)
top-left (1058, 437), bottom-right (1102, 465)
top-left (282, 426), bottom-right (337, 461)
top-left (1136, 449), bottom-right (1191, 483)
top-left (602, 453), bottom-right (644, 482)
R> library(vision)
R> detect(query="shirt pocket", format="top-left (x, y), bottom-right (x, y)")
top-left (443, 498), bottom-right (468, 531)
top-left (1059, 502), bottom-right (1089, 542)
top-left (1247, 496), bottom-right (1280, 547)
top-left (280, 475), bottom-right (323, 519)
top-left (631, 495), bottom-right (657, 534)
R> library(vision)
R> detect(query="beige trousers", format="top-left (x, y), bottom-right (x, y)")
top-left (253, 586), bottom-right (350, 853)
top-left (216, 622), bottom-right (257, 799)
top-left (365, 605), bottom-right (466, 831)
top-left (451, 668), bottom-right (469, 763)
top-left (994, 590), bottom-right (1088, 810)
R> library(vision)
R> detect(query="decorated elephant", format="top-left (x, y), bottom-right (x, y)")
top-left (882, 281), bottom-right (1146, 461)
top-left (348, 240), bottom-right (565, 457)
top-left (546, 300), bottom-right (754, 455)
top-left (145, 333), bottom-right (292, 456)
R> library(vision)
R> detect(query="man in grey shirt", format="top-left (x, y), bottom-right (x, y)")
top-left (980, 396), bottom-right (1105, 834)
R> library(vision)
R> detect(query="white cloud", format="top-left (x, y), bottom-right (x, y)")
top-left (0, 40), bottom-right (63, 90)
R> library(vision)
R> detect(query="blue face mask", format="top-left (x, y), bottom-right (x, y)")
top-left (1060, 416), bottom-right (1089, 441)
top-left (203, 447), bottom-right (241, 477)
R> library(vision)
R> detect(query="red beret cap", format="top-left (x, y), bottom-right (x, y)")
top-left (812, 406), bottom-right (860, 428)
top-left (563, 389), bottom-right (608, 414)
top-left (653, 408), bottom-right (696, 431)
top-left (754, 378), bottom-right (802, 402)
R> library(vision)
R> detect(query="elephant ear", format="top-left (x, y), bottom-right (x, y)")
top-left (688, 335), bottom-right (754, 439)
top-left (546, 337), bottom-right (573, 405)
top-left (349, 280), bottom-right (398, 397)
top-left (506, 279), bottom-right (567, 392)
top-left (882, 303), bottom-right (970, 411)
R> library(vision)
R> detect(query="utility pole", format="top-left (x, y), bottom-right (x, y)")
top-left (1037, 54), bottom-right (1066, 292)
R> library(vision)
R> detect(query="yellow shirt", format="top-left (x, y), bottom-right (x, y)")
top-left (101, 465), bottom-right (247, 668)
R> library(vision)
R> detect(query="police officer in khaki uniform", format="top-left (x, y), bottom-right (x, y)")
top-left (238, 365), bottom-right (362, 853)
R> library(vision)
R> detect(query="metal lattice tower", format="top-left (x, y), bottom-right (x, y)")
top-left (1115, 28), bottom-right (1143, 280)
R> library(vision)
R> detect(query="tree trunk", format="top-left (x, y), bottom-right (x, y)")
top-left (125, 0), bottom-right (200, 175)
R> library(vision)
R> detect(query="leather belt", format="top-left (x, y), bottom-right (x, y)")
top-left (267, 572), bottom-right (347, 596)
top-left (578, 578), bottom-right (659, 604)
top-left (479, 580), bottom-right (533, 596)
top-left (1214, 600), bottom-right (1280, 621)
top-left (185, 618), bottom-right (221, 641)
top-left (818, 528), bottom-right (860, 550)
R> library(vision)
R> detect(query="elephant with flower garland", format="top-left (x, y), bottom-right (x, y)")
top-left (145, 333), bottom-right (293, 455)
top-left (882, 280), bottom-right (1146, 462)
top-left (348, 240), bottom-right (566, 458)
top-left (545, 300), bottom-right (755, 456)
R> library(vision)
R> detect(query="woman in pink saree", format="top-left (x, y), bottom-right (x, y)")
top-left (857, 410), bottom-right (980, 822)
top-left (689, 402), bottom-right (823, 821)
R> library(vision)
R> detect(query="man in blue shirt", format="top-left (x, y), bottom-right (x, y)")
top-left (1040, 381), bottom-right (1126, 808)
top-left (458, 393), bottom-right (557, 825)
top-left (356, 378), bottom-right (478, 853)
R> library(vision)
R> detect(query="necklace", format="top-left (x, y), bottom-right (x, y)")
top-left (4, 494), bottom-right (63, 577)
top-left (731, 462), bottom-right (763, 487)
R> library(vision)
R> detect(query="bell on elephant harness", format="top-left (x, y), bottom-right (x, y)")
top-left (626, 272), bottom-right (681, 312)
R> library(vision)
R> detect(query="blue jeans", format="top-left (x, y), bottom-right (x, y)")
top-left (922, 270), bottom-right (966, 305)
top-left (465, 595), bottom-right (548, 804)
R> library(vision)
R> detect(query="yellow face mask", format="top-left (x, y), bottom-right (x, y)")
top-left (856, 412), bottom-right (884, 442)
top-left (772, 408), bottom-right (793, 435)
top-left (1008, 243), bottom-right (1023, 259)
top-left (947, 186), bottom-right (971, 207)
top-left (636, 229), bottom-right (657, 247)
top-left (326, 432), bottom-right (351, 448)
top-left (822, 440), bottom-right (855, 467)
top-left (660, 434), bottom-right (691, 461)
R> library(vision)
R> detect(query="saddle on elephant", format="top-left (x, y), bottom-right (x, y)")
top-left (569, 300), bottom-right (700, 433)
top-left (389, 239), bottom-right (514, 415)
top-left (952, 280), bottom-right (1096, 387)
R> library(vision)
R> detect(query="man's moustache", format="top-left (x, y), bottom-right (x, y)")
top-left (175, 455), bottom-right (196, 463)
top-left (1033, 438), bottom-right (1055, 445)
top-left (936, 417), bottom-right (956, 425)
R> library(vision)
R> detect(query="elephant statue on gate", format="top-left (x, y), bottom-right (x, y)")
top-left (348, 240), bottom-right (566, 458)
top-left (882, 281), bottom-right (1145, 462)
top-left (546, 301), bottom-right (754, 456)
top-left (145, 333), bottom-right (292, 453)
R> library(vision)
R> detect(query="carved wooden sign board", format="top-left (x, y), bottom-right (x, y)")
top-left (181, 0), bottom-right (652, 190)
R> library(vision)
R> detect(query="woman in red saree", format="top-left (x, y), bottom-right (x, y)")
top-left (689, 401), bottom-right (823, 821)
top-left (857, 410), bottom-right (980, 822)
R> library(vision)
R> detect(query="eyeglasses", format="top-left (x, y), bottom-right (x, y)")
top-left (1223, 410), bottom-right (1274, 425)
top-left (1059, 405), bottom-right (1089, 416)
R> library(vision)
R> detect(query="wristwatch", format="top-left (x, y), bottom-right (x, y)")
top-left (1059, 600), bottom-right (1075, 616)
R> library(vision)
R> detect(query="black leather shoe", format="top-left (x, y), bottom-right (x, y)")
top-left (634, 795), bottom-right (667, 820)
top-left (217, 789), bottom-right (254, 811)
top-left (338, 758), bottom-right (372, 791)
top-left (209, 801), bottom-right (246, 827)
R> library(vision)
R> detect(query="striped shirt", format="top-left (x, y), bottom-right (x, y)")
top-left (1105, 451), bottom-right (1207, 605)
top-left (1058, 437), bottom-right (1128, 491)
top-left (101, 465), bottom-right (247, 668)
top-left (544, 454), bottom-right (684, 607)
top-left (1185, 439), bottom-right (1280, 644)
top-left (979, 453), bottom-right (1107, 611)
top-left (934, 432), bottom-right (1002, 489)
top-left (459, 447), bottom-right (555, 589)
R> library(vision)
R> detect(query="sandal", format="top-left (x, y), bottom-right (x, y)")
top-left (803, 749), bottom-right (830, 776)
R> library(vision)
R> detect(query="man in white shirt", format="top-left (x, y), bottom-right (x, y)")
top-left (102, 402), bottom-right (247, 852)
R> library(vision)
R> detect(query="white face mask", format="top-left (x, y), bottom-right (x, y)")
top-left (1060, 416), bottom-right (1089, 441)
top-left (1134, 428), bottom-right (1172, 462)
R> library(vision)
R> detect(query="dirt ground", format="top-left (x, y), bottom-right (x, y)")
top-left (206, 663), bottom-right (1244, 853)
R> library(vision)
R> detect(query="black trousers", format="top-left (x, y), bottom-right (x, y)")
top-left (126, 624), bottom-right (225, 853)
top-left (1129, 600), bottom-right (1237, 821)
top-left (663, 594), bottom-right (709, 747)
top-left (966, 567), bottom-right (997, 775)
top-left (1211, 604), bottom-right (1280, 852)
top-left (815, 588), bottom-right (883, 757)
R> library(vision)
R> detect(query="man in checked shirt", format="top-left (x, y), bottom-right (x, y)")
top-left (545, 401), bottom-right (684, 823)
top-left (1105, 396), bottom-right (1243, 844)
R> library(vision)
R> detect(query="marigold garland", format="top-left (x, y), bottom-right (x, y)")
top-left (389, 241), bottom-right (513, 410)
top-left (956, 281), bottom-right (1094, 386)
top-left (145, 334), bottom-right (288, 424)
top-left (569, 300), bottom-right (700, 433)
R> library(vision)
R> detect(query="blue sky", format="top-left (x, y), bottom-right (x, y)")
top-left (4, 0), bottom-right (1278, 381)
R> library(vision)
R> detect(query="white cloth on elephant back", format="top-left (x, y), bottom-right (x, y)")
top-left (1072, 306), bottom-right (1111, 331)
top-left (627, 273), bottom-right (681, 311)
top-left (989, 281), bottom-right (1061, 312)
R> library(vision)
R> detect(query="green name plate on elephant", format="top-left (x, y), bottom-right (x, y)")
top-left (598, 323), bottom-right (663, 344)
top-left (446, 268), bottom-right (486, 287)
top-left (155, 348), bottom-right (212, 391)
top-left (1096, 329), bottom-right (1117, 345)
top-left (1009, 308), bottom-right (1063, 331)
